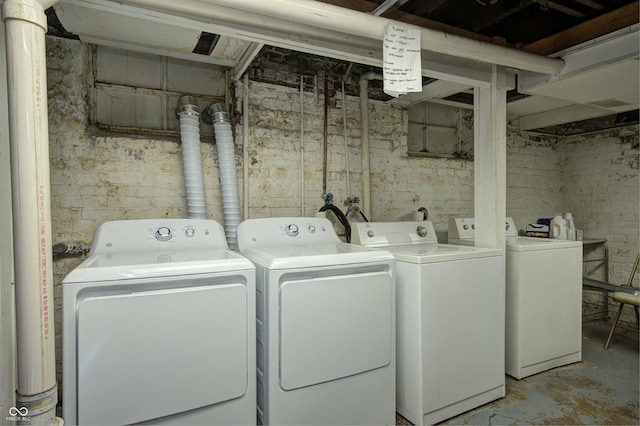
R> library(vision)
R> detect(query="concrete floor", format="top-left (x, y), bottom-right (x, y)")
top-left (397, 319), bottom-right (639, 426)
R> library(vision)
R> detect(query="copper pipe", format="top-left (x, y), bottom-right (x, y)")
top-left (323, 76), bottom-right (328, 194)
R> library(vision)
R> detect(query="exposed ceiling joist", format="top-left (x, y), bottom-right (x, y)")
top-left (519, 104), bottom-right (615, 130)
top-left (532, 0), bottom-right (586, 18)
top-left (522, 1), bottom-right (639, 55)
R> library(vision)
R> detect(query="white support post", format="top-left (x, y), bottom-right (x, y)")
top-left (474, 65), bottom-right (507, 250)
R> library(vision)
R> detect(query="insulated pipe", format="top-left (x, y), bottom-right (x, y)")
top-left (2, 0), bottom-right (61, 424)
top-left (120, 0), bottom-right (564, 75)
top-left (176, 95), bottom-right (207, 219)
top-left (207, 104), bottom-right (241, 250)
top-left (322, 76), bottom-right (328, 195)
top-left (359, 72), bottom-right (382, 220)
top-left (243, 74), bottom-right (249, 220)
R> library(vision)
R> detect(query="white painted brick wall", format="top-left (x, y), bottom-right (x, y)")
top-left (561, 127), bottom-right (640, 323)
top-left (44, 37), bottom-right (639, 396)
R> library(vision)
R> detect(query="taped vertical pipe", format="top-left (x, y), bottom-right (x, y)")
top-left (243, 74), bottom-right (249, 220)
top-left (322, 76), bottom-right (328, 195)
top-left (300, 74), bottom-right (305, 216)
top-left (176, 95), bottom-right (207, 219)
top-left (359, 72), bottom-right (381, 220)
top-left (208, 104), bottom-right (241, 250)
top-left (2, 0), bottom-right (61, 423)
top-left (342, 79), bottom-right (350, 199)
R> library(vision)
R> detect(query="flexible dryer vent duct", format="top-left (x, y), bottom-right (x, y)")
top-left (204, 103), bottom-right (241, 250)
top-left (177, 95), bottom-right (207, 219)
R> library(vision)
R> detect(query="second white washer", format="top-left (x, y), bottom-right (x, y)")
top-left (449, 217), bottom-right (583, 379)
top-left (352, 221), bottom-right (505, 426)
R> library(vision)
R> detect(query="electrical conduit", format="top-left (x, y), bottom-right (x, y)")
top-left (207, 104), bottom-right (241, 250)
top-left (177, 95), bottom-right (207, 219)
top-left (2, 0), bottom-right (62, 424)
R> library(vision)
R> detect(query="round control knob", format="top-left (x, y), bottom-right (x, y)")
top-left (307, 225), bottom-right (316, 233)
top-left (417, 226), bottom-right (427, 238)
top-left (471, 224), bottom-right (475, 230)
top-left (506, 222), bottom-right (510, 230)
top-left (463, 224), bottom-right (469, 230)
top-left (155, 227), bottom-right (172, 241)
top-left (367, 230), bottom-right (375, 238)
top-left (185, 228), bottom-right (195, 237)
top-left (286, 224), bottom-right (299, 237)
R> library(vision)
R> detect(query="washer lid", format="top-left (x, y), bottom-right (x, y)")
top-left (63, 248), bottom-right (254, 283)
top-left (380, 243), bottom-right (502, 263)
top-left (506, 236), bottom-right (583, 251)
top-left (239, 242), bottom-right (394, 269)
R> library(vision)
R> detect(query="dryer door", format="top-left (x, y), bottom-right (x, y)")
top-left (279, 270), bottom-right (393, 390)
top-left (76, 280), bottom-right (248, 425)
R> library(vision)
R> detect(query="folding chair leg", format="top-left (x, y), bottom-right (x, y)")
top-left (605, 302), bottom-right (625, 350)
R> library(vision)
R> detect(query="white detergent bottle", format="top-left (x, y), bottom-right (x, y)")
top-left (550, 214), bottom-right (568, 240)
top-left (565, 212), bottom-right (576, 240)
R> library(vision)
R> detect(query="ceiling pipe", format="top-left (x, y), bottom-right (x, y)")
top-left (211, 0), bottom-right (564, 73)
top-left (118, 0), bottom-right (564, 75)
top-left (1, 0), bottom-right (62, 424)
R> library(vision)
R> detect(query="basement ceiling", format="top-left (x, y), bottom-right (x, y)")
top-left (49, 0), bottom-right (639, 134)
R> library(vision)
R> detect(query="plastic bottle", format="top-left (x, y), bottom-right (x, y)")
top-left (550, 214), bottom-right (568, 240)
top-left (565, 212), bottom-right (576, 240)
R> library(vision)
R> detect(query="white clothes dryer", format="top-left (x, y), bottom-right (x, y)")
top-left (237, 217), bottom-right (396, 426)
top-left (62, 219), bottom-right (256, 425)
top-left (351, 221), bottom-right (505, 426)
top-left (449, 217), bottom-right (582, 379)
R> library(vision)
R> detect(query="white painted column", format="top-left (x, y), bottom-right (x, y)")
top-left (2, 0), bottom-right (61, 424)
top-left (0, 3), bottom-right (17, 418)
top-left (474, 65), bottom-right (507, 249)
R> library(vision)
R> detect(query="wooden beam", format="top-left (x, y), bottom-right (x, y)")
top-left (532, 0), bottom-right (586, 18)
top-left (523, 2), bottom-right (639, 55)
top-left (314, 0), bottom-right (502, 45)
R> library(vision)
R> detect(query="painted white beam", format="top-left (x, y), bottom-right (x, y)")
top-left (519, 104), bottom-right (615, 130)
top-left (474, 65), bottom-right (507, 250)
top-left (233, 42), bottom-right (263, 81)
top-left (390, 80), bottom-right (470, 107)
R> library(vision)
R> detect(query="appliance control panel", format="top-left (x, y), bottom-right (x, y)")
top-left (90, 219), bottom-right (229, 254)
top-left (351, 221), bottom-right (438, 246)
top-left (448, 217), bottom-right (518, 240)
top-left (237, 217), bottom-right (340, 249)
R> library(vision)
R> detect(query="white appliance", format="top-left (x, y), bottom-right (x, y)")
top-left (236, 217), bottom-right (396, 426)
top-left (351, 221), bottom-right (505, 426)
top-left (449, 217), bottom-right (583, 379)
top-left (62, 219), bottom-right (256, 425)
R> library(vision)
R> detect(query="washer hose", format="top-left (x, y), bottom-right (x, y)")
top-left (320, 204), bottom-right (352, 242)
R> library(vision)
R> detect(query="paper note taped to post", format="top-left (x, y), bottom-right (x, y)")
top-left (383, 24), bottom-right (422, 97)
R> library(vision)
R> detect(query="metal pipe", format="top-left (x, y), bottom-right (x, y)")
top-left (300, 74), bottom-right (305, 216)
top-left (341, 79), bottom-right (350, 199)
top-left (119, 0), bottom-right (564, 75)
top-left (359, 72), bottom-right (382, 220)
top-left (2, 0), bottom-right (61, 424)
top-left (323, 76), bottom-right (328, 195)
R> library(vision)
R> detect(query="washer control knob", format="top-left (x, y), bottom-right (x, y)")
top-left (463, 224), bottom-right (469, 230)
top-left (307, 225), bottom-right (316, 233)
top-left (417, 226), bottom-right (427, 238)
top-left (367, 230), bottom-right (375, 238)
top-left (506, 222), bottom-right (510, 230)
top-left (185, 227), bottom-right (195, 237)
top-left (471, 224), bottom-right (475, 230)
top-left (155, 227), bottom-right (172, 241)
top-left (286, 224), bottom-right (299, 237)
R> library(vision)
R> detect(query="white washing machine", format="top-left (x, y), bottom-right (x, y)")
top-left (449, 217), bottom-right (583, 379)
top-left (351, 221), bottom-right (505, 426)
top-left (62, 219), bottom-right (256, 425)
top-left (236, 217), bottom-right (396, 426)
